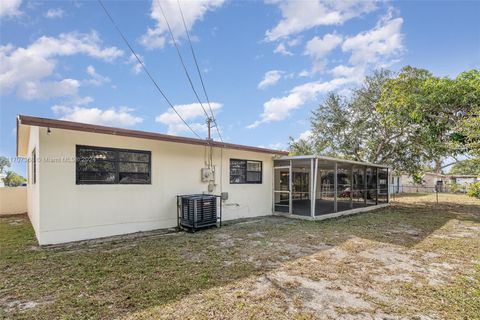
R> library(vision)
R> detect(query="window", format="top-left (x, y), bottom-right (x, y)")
top-left (31, 148), bottom-right (36, 184)
top-left (230, 159), bottom-right (262, 184)
top-left (76, 145), bottom-right (151, 184)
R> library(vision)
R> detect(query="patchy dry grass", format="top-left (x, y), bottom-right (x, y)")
top-left (1, 194), bottom-right (479, 319)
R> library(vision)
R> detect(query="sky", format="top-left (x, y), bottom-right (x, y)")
top-left (1, 0), bottom-right (479, 176)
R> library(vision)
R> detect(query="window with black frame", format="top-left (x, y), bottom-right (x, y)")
top-left (76, 145), bottom-right (151, 184)
top-left (230, 159), bottom-right (262, 184)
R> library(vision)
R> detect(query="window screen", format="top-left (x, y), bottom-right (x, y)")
top-left (230, 159), bottom-right (262, 184)
top-left (76, 145), bottom-right (151, 184)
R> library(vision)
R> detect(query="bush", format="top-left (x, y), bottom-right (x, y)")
top-left (2, 171), bottom-right (26, 187)
top-left (466, 182), bottom-right (480, 198)
top-left (447, 183), bottom-right (464, 193)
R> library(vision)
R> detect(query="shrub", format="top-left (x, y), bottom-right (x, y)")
top-left (466, 182), bottom-right (480, 198)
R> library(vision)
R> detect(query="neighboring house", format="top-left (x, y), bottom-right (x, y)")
top-left (390, 172), bottom-right (480, 193)
top-left (448, 175), bottom-right (480, 191)
top-left (17, 115), bottom-right (390, 245)
top-left (0, 172), bottom-right (6, 187)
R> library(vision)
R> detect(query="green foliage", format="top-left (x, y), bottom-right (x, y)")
top-left (0, 156), bottom-right (10, 173)
top-left (2, 171), bottom-right (26, 187)
top-left (411, 172), bottom-right (424, 185)
top-left (288, 137), bottom-right (316, 155)
top-left (449, 158), bottom-right (480, 175)
top-left (447, 183), bottom-right (463, 194)
top-left (290, 69), bottom-right (430, 174)
top-left (457, 104), bottom-right (480, 157)
top-left (377, 67), bottom-right (480, 171)
top-left (466, 182), bottom-right (480, 198)
top-left (290, 67), bottom-right (480, 176)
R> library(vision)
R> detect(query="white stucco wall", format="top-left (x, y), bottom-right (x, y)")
top-left (34, 127), bottom-right (275, 244)
top-left (27, 126), bottom-right (40, 240)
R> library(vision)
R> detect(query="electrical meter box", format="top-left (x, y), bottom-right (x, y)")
top-left (201, 168), bottom-right (213, 182)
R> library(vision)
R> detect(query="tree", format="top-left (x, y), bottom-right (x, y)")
top-left (0, 156), bottom-right (10, 173)
top-left (377, 67), bottom-right (480, 172)
top-left (289, 69), bottom-right (431, 175)
top-left (449, 158), bottom-right (480, 175)
top-left (3, 171), bottom-right (26, 187)
top-left (289, 67), bottom-right (480, 175)
top-left (466, 182), bottom-right (480, 198)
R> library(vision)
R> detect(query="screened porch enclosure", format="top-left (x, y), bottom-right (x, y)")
top-left (273, 156), bottom-right (389, 217)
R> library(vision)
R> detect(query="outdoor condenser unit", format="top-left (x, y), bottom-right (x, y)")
top-left (176, 194), bottom-right (222, 232)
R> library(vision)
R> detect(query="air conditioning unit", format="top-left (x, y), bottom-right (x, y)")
top-left (176, 194), bottom-right (222, 232)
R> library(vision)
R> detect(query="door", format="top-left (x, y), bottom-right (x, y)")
top-left (273, 166), bottom-right (290, 213)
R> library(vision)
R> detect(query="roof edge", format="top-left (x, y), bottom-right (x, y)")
top-left (17, 115), bottom-right (289, 156)
top-left (16, 115), bottom-right (19, 157)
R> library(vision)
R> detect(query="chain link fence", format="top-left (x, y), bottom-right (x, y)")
top-left (390, 184), bottom-right (472, 204)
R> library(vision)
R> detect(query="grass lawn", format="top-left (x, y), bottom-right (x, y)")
top-left (1, 194), bottom-right (479, 319)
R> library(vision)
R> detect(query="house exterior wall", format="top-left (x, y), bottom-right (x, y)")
top-left (35, 127), bottom-right (274, 245)
top-left (422, 173), bottom-right (445, 188)
top-left (27, 126), bottom-right (40, 240)
top-left (452, 177), bottom-right (477, 186)
top-left (391, 173), bottom-right (448, 193)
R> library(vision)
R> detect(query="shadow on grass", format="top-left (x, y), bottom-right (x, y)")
top-left (390, 192), bottom-right (432, 198)
top-left (0, 197), bottom-right (479, 319)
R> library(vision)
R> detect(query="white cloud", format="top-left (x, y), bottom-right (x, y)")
top-left (252, 7), bottom-right (404, 128)
top-left (0, 0), bottom-right (22, 18)
top-left (44, 8), bottom-right (64, 18)
top-left (52, 104), bottom-right (143, 127)
top-left (17, 79), bottom-right (80, 100)
top-left (127, 53), bottom-right (143, 74)
top-left (248, 77), bottom-right (352, 128)
top-left (258, 70), bottom-right (284, 89)
top-left (85, 65), bottom-right (110, 86)
top-left (287, 37), bottom-right (302, 47)
top-left (320, 12), bottom-right (404, 82)
top-left (273, 43), bottom-right (293, 56)
top-left (330, 64), bottom-right (365, 83)
top-left (257, 142), bottom-right (287, 151)
top-left (70, 95), bottom-right (94, 106)
top-left (342, 15), bottom-right (404, 66)
top-left (140, 0), bottom-right (225, 49)
top-left (301, 33), bottom-right (343, 76)
top-left (304, 33), bottom-right (343, 59)
top-left (155, 102), bottom-right (222, 135)
top-left (0, 31), bottom-right (123, 99)
top-left (298, 130), bottom-right (312, 141)
top-left (265, 0), bottom-right (377, 41)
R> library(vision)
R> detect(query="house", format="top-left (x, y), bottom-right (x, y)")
top-left (390, 172), bottom-right (446, 193)
top-left (448, 175), bottom-right (479, 186)
top-left (0, 172), bottom-right (5, 187)
top-left (390, 172), bottom-right (480, 193)
top-left (16, 115), bottom-right (390, 245)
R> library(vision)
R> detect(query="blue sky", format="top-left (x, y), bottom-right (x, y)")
top-left (1, 0), bottom-right (479, 176)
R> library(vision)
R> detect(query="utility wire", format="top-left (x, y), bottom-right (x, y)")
top-left (156, 0), bottom-right (211, 124)
top-left (98, 0), bottom-right (201, 139)
top-left (177, 0), bottom-right (223, 142)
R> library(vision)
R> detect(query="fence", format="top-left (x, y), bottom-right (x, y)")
top-left (0, 187), bottom-right (27, 215)
top-left (389, 184), bottom-right (472, 204)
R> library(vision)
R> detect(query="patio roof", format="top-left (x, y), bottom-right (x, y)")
top-left (275, 155), bottom-right (389, 169)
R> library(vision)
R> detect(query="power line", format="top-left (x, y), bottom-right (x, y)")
top-left (156, 0), bottom-right (210, 123)
top-left (98, 0), bottom-right (201, 139)
top-left (177, 0), bottom-right (223, 142)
